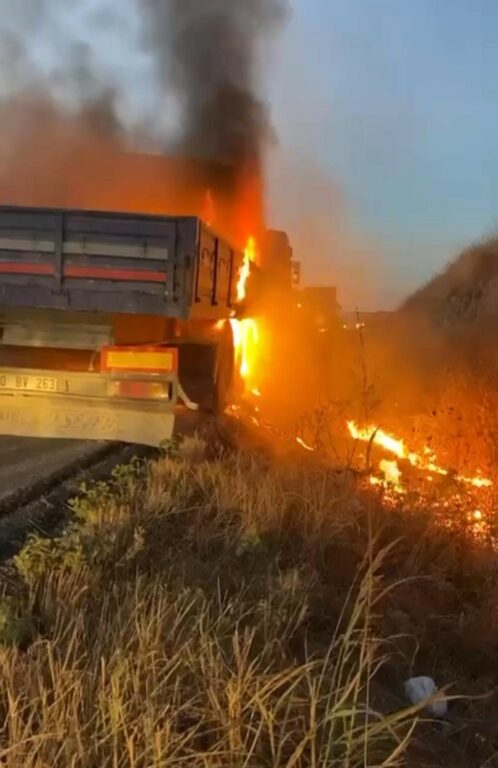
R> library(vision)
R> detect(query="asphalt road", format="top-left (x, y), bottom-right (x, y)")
top-left (0, 437), bottom-right (107, 503)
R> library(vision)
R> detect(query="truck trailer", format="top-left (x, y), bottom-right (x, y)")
top-left (0, 205), bottom-right (242, 447)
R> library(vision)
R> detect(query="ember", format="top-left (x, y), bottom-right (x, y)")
top-left (296, 437), bottom-right (315, 452)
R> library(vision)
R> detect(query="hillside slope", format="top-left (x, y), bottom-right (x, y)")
top-left (402, 237), bottom-right (498, 327)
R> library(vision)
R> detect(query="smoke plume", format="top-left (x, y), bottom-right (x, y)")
top-left (0, 0), bottom-right (287, 234)
top-left (143, 0), bottom-right (287, 172)
top-left (0, 1), bottom-right (128, 135)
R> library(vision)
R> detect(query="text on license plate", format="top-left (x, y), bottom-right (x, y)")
top-left (0, 374), bottom-right (58, 393)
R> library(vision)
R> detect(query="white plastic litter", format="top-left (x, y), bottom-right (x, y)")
top-left (404, 676), bottom-right (448, 718)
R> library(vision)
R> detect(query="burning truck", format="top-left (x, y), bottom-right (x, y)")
top-left (0, 0), bottom-right (297, 448)
top-left (0, 154), bottom-right (299, 447)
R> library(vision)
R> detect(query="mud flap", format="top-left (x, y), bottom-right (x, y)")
top-left (0, 395), bottom-right (176, 447)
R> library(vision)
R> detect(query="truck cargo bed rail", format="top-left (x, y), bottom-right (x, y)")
top-left (0, 206), bottom-right (240, 321)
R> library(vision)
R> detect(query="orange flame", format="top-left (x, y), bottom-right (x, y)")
top-left (231, 315), bottom-right (260, 380)
top-left (296, 436), bottom-right (315, 452)
top-left (348, 420), bottom-right (492, 490)
top-left (236, 235), bottom-right (256, 303)
top-left (203, 189), bottom-right (215, 227)
top-left (231, 236), bottom-right (261, 389)
top-left (370, 459), bottom-right (405, 494)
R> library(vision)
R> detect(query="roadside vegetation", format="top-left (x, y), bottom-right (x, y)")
top-left (0, 431), bottom-right (497, 766)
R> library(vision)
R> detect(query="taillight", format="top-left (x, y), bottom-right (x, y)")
top-left (102, 346), bottom-right (177, 402)
top-left (109, 380), bottom-right (172, 401)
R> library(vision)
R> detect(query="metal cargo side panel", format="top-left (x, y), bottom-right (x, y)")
top-left (192, 224), bottom-right (241, 321)
top-left (0, 207), bottom-right (200, 320)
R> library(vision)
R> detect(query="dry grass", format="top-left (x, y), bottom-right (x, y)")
top-left (0, 447), bottom-right (428, 768)
top-left (1, 434), bottom-right (497, 766)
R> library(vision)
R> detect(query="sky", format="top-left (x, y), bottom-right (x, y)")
top-left (267, 0), bottom-right (498, 307)
top-left (2, 0), bottom-right (498, 309)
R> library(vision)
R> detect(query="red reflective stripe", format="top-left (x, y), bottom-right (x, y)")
top-left (101, 346), bottom-right (179, 373)
top-left (0, 262), bottom-right (166, 282)
top-left (0, 262), bottom-right (53, 275)
top-left (64, 265), bottom-right (166, 282)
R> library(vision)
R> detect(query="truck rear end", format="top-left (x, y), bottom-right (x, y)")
top-left (0, 206), bottom-right (241, 446)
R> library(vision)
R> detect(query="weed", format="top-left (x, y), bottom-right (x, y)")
top-left (0, 595), bottom-right (34, 648)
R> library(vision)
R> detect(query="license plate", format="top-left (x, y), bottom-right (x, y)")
top-left (0, 374), bottom-right (58, 393)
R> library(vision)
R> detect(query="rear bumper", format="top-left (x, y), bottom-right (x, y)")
top-left (0, 393), bottom-right (176, 446)
top-left (0, 366), bottom-right (178, 446)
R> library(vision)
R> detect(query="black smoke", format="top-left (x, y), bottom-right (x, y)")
top-left (0, 0), bottom-right (287, 224)
top-left (142, 0), bottom-right (288, 169)
top-left (0, 0), bottom-right (287, 160)
top-left (0, 0), bottom-right (137, 140)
